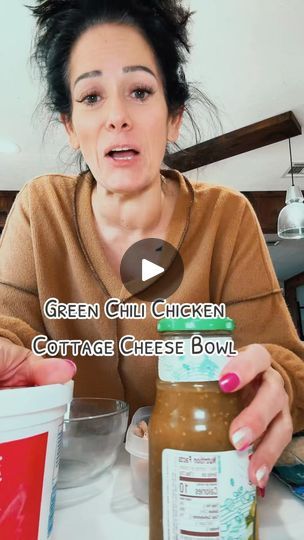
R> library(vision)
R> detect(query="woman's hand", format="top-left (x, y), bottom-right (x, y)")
top-left (219, 344), bottom-right (293, 493)
top-left (0, 337), bottom-right (76, 387)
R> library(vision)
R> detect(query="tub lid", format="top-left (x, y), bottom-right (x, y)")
top-left (0, 381), bottom-right (73, 418)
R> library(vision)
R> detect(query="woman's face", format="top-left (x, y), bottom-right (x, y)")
top-left (63, 23), bottom-right (182, 194)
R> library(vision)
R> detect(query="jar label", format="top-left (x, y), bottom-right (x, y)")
top-left (162, 448), bottom-right (256, 540)
top-left (159, 337), bottom-right (234, 382)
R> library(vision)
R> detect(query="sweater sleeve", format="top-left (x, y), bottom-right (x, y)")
top-left (0, 184), bottom-right (47, 348)
top-left (220, 198), bottom-right (304, 433)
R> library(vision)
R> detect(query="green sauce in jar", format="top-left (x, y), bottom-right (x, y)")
top-left (149, 317), bottom-right (257, 540)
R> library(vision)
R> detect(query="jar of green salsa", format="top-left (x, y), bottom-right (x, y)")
top-left (149, 317), bottom-right (257, 540)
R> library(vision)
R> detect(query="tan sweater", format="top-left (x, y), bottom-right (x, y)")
top-left (0, 169), bottom-right (303, 426)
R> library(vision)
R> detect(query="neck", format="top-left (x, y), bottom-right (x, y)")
top-left (92, 175), bottom-right (168, 234)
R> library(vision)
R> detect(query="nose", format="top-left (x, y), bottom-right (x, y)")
top-left (105, 96), bottom-right (132, 132)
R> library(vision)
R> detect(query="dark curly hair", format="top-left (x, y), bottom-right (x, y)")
top-left (26, 0), bottom-right (219, 169)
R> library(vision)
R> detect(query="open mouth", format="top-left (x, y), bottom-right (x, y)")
top-left (106, 147), bottom-right (140, 161)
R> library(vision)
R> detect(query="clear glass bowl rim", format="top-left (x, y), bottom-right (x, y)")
top-left (64, 397), bottom-right (129, 423)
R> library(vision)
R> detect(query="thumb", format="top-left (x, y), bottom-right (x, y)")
top-left (26, 356), bottom-right (77, 386)
top-left (0, 338), bottom-right (77, 387)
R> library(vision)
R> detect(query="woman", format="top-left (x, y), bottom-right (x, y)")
top-left (0, 0), bottom-right (303, 496)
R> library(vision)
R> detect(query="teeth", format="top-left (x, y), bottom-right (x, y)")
top-left (111, 147), bottom-right (132, 152)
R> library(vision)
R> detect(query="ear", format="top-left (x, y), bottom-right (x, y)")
top-left (167, 108), bottom-right (184, 143)
top-left (60, 113), bottom-right (80, 150)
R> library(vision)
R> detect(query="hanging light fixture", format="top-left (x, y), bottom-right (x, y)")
top-left (277, 138), bottom-right (304, 239)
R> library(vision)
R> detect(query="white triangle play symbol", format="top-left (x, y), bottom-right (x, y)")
top-left (142, 259), bottom-right (164, 282)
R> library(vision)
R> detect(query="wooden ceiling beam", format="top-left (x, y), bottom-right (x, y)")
top-left (164, 111), bottom-right (302, 172)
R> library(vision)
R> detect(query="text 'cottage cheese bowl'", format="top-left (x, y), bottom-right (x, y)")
top-left (57, 398), bottom-right (129, 489)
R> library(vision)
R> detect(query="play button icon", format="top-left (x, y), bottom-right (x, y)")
top-left (120, 238), bottom-right (184, 301)
top-left (142, 259), bottom-right (164, 282)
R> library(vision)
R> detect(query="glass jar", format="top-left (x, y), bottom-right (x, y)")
top-left (149, 317), bottom-right (257, 540)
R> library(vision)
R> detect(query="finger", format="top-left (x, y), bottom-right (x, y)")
top-left (248, 406), bottom-right (293, 488)
top-left (219, 344), bottom-right (271, 392)
top-left (0, 339), bottom-right (76, 386)
top-left (229, 368), bottom-right (287, 451)
top-left (26, 356), bottom-right (77, 386)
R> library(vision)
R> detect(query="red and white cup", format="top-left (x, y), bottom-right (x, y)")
top-left (0, 382), bottom-right (73, 540)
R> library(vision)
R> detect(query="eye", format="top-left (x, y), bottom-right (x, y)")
top-left (76, 93), bottom-right (101, 106)
top-left (131, 86), bottom-right (154, 101)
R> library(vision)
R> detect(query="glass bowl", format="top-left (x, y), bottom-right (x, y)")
top-left (57, 398), bottom-right (129, 489)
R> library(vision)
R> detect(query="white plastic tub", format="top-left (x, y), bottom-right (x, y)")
top-left (0, 382), bottom-right (73, 539)
top-left (125, 406), bottom-right (152, 503)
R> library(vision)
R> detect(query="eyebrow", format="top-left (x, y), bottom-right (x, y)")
top-left (73, 65), bottom-right (156, 88)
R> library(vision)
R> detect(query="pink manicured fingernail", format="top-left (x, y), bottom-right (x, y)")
top-left (257, 487), bottom-right (266, 498)
top-left (231, 427), bottom-right (253, 450)
top-left (219, 372), bottom-right (240, 392)
top-left (238, 442), bottom-right (251, 452)
top-left (64, 359), bottom-right (77, 375)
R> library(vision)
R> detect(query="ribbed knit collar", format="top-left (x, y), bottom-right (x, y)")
top-left (74, 169), bottom-right (194, 300)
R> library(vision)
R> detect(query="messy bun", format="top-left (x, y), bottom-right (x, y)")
top-left (27, 0), bottom-right (194, 117)
top-left (27, 1), bottom-right (220, 172)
